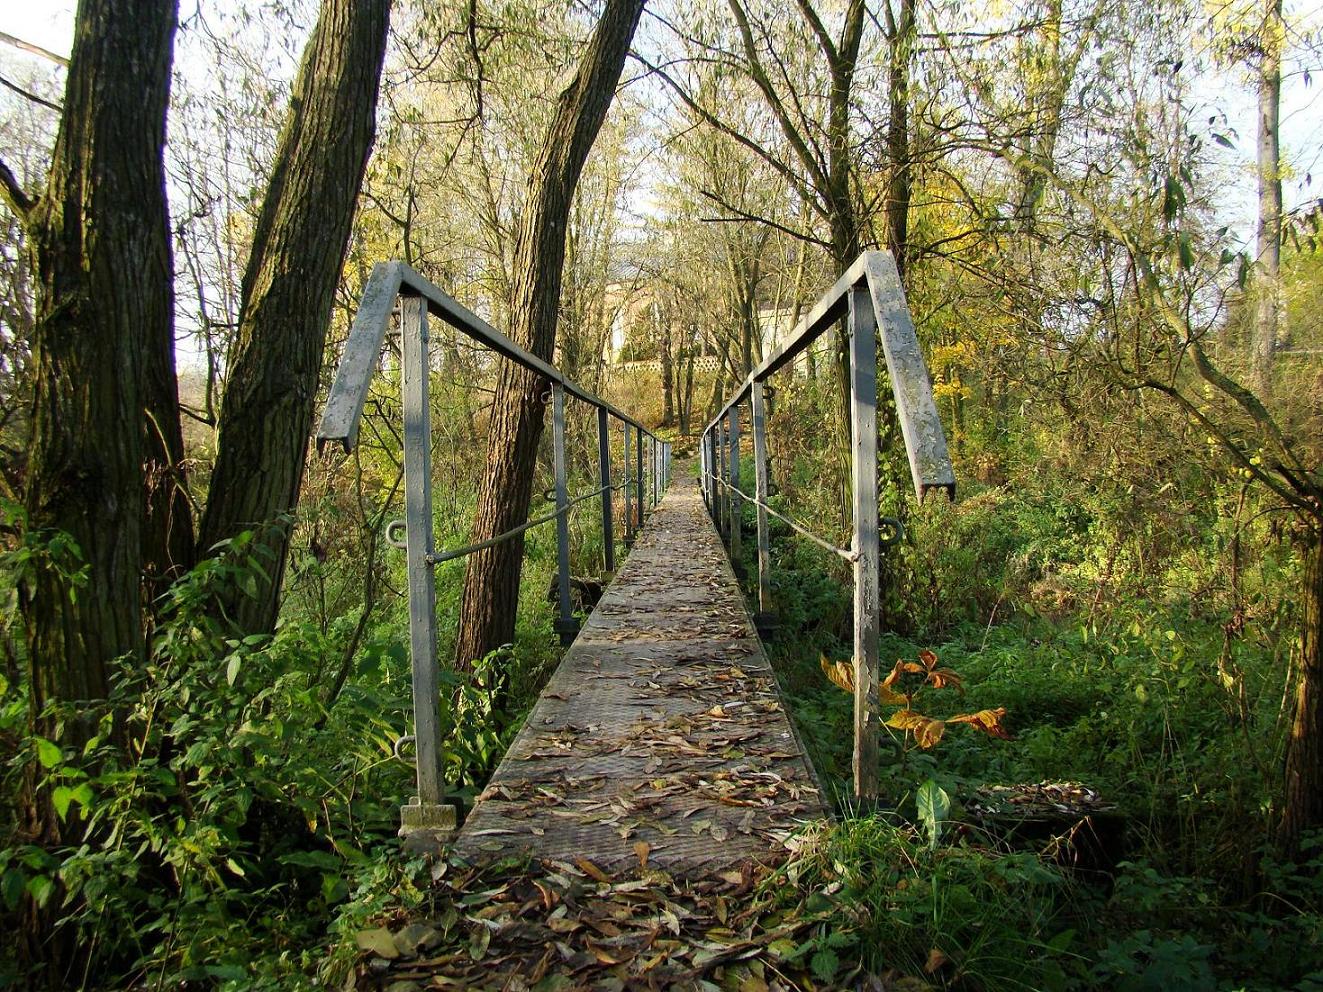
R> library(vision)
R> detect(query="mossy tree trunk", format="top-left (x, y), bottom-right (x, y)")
top-left (198, 0), bottom-right (391, 634)
top-left (0, 0), bottom-right (179, 843)
top-left (454, 0), bottom-right (646, 666)
top-left (1280, 524), bottom-right (1323, 856)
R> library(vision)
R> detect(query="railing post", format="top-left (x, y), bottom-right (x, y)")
top-left (398, 293), bottom-right (454, 839)
top-left (597, 406), bottom-right (615, 575)
top-left (651, 436), bottom-right (659, 505)
top-left (623, 423), bottom-right (634, 547)
top-left (635, 428), bottom-right (644, 530)
top-left (848, 286), bottom-right (881, 800)
top-left (718, 419), bottom-right (729, 537)
top-left (709, 430), bottom-right (718, 522)
top-left (751, 381), bottom-right (774, 633)
top-left (551, 382), bottom-right (578, 646)
top-left (728, 405), bottom-right (742, 569)
top-left (700, 431), bottom-right (709, 509)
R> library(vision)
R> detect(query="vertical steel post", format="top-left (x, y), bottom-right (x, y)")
top-left (700, 432), bottom-right (709, 508)
top-left (623, 422), bottom-right (633, 546)
top-left (728, 405), bottom-right (741, 565)
top-left (651, 436), bottom-right (659, 505)
top-left (552, 383), bottom-right (577, 645)
top-left (597, 406), bottom-right (614, 575)
top-left (718, 420), bottom-right (728, 537)
top-left (710, 430), bottom-right (719, 523)
top-left (398, 294), bottom-right (454, 837)
top-left (848, 287), bottom-right (881, 800)
top-left (635, 428), bottom-right (644, 530)
top-left (751, 381), bottom-right (772, 615)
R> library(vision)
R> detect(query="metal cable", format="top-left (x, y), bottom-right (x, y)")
top-left (386, 484), bottom-right (614, 563)
top-left (707, 474), bottom-right (856, 561)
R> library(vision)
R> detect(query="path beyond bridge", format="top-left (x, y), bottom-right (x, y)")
top-left (452, 468), bottom-right (828, 873)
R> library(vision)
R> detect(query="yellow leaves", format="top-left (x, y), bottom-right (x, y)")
top-left (887, 710), bottom-right (946, 749)
top-left (948, 707), bottom-right (1012, 740)
top-left (822, 649), bottom-right (1009, 749)
top-left (820, 654), bottom-right (855, 694)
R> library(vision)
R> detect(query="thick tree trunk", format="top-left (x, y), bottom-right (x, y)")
top-left (16, 0), bottom-right (178, 826)
top-left (1253, 0), bottom-right (1283, 394)
top-left (198, 0), bottom-right (391, 634)
top-left (453, 0), bottom-right (645, 666)
top-left (4, 0), bottom-right (178, 973)
top-left (1279, 525), bottom-right (1323, 857)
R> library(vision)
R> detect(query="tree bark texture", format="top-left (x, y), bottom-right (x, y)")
top-left (18, 0), bottom-right (178, 816)
top-left (1253, 0), bottom-right (1283, 393)
top-left (454, 0), bottom-right (646, 666)
top-left (1279, 526), bottom-right (1323, 857)
top-left (198, 0), bottom-right (391, 633)
top-left (882, 0), bottom-right (915, 279)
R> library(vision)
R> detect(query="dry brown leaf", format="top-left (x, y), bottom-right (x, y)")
top-left (575, 857), bottom-right (612, 883)
top-left (820, 653), bottom-right (855, 693)
top-left (634, 840), bottom-right (651, 869)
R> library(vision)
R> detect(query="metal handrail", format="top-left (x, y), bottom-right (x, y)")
top-left (700, 250), bottom-right (954, 804)
top-left (318, 261), bottom-right (651, 452)
top-left (315, 260), bottom-right (674, 837)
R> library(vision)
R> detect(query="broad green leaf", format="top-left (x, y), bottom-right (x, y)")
top-left (52, 786), bottom-right (74, 820)
top-left (226, 654), bottom-right (241, 686)
top-left (26, 875), bottom-right (54, 908)
top-left (916, 778), bottom-right (951, 851)
top-left (36, 739), bottom-right (61, 769)
top-left (1, 869), bottom-right (24, 911)
top-left (810, 947), bottom-right (839, 982)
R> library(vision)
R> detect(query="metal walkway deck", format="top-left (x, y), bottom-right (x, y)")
top-left (452, 471), bottom-right (827, 874)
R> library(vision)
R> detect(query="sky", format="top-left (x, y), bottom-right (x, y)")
top-left (1, 1), bottom-right (1320, 247)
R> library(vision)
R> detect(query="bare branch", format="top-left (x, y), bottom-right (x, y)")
top-left (0, 157), bottom-right (36, 224)
top-left (698, 187), bottom-right (831, 248)
top-left (724, 0), bottom-right (831, 191)
top-left (0, 31), bottom-right (68, 66)
top-left (630, 52), bottom-right (824, 217)
top-left (0, 73), bottom-right (61, 112)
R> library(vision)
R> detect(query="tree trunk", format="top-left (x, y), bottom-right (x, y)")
top-left (198, 0), bottom-right (391, 634)
top-left (1253, 0), bottom-right (1283, 394)
top-left (453, 0), bottom-right (645, 666)
top-left (883, 0), bottom-right (915, 280)
top-left (3, 0), bottom-right (178, 972)
top-left (15, 0), bottom-right (178, 827)
top-left (659, 302), bottom-right (675, 426)
top-left (1279, 524), bottom-right (1323, 857)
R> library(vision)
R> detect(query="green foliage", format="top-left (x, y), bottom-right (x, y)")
top-left (779, 815), bottom-right (1080, 990)
top-left (0, 514), bottom-right (562, 988)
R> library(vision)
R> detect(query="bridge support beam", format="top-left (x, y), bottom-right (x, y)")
top-left (398, 293), bottom-right (456, 840)
top-left (848, 287), bottom-right (881, 801)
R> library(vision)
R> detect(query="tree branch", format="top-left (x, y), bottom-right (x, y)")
top-left (724, 0), bottom-right (831, 192)
top-left (0, 30), bottom-right (68, 66)
top-left (0, 157), bottom-right (36, 225)
top-left (698, 187), bottom-right (831, 249)
top-left (0, 73), bottom-right (61, 112)
top-left (630, 52), bottom-right (824, 217)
